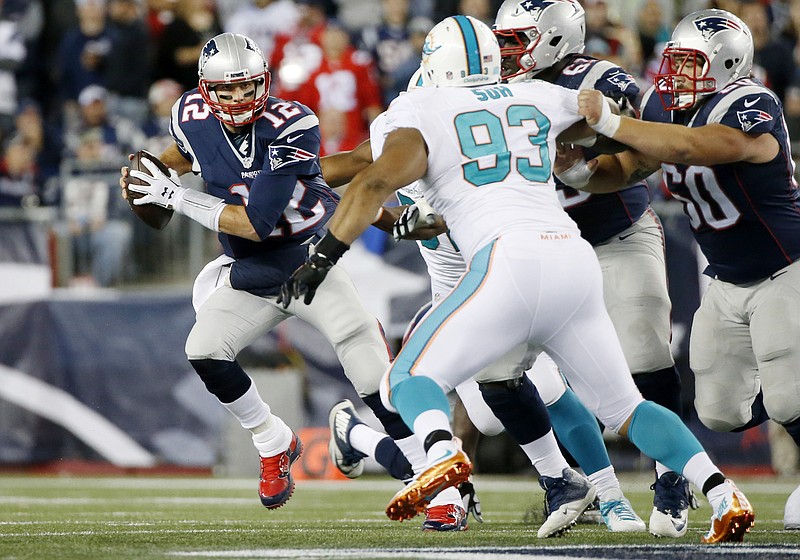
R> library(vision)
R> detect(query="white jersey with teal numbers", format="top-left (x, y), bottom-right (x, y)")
top-left (383, 81), bottom-right (582, 262)
top-left (369, 112), bottom-right (466, 298)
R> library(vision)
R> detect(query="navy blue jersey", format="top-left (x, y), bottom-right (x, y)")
top-left (552, 54), bottom-right (651, 245)
top-left (170, 90), bottom-right (339, 295)
top-left (641, 78), bottom-right (800, 284)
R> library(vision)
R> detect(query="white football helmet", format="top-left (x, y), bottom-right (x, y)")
top-left (198, 33), bottom-right (270, 126)
top-left (654, 9), bottom-right (753, 111)
top-left (406, 66), bottom-right (427, 91)
top-left (421, 15), bottom-right (501, 87)
top-left (493, 0), bottom-right (585, 82)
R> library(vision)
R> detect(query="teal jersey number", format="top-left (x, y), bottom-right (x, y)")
top-left (454, 105), bottom-right (552, 187)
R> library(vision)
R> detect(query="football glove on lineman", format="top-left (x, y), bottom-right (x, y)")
top-left (392, 198), bottom-right (436, 242)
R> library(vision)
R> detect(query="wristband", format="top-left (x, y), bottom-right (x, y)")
top-left (591, 97), bottom-right (621, 139)
top-left (174, 188), bottom-right (226, 232)
top-left (555, 158), bottom-right (594, 189)
top-left (313, 232), bottom-right (350, 264)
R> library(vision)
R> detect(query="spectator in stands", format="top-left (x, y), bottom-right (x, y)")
top-left (739, 0), bottom-right (795, 103)
top-left (290, 19), bottom-right (383, 155)
top-left (582, 0), bottom-right (641, 74)
top-left (63, 85), bottom-right (145, 162)
top-left (271, 0), bottom-right (328, 90)
top-left (106, 0), bottom-right (153, 124)
top-left (141, 78), bottom-right (183, 156)
top-left (154, 0), bottom-right (221, 91)
top-left (635, 0), bottom-right (670, 82)
top-left (224, 0), bottom-right (300, 67)
top-left (382, 16), bottom-right (432, 104)
top-left (55, 0), bottom-right (112, 111)
top-left (0, 135), bottom-right (41, 208)
top-left (0, 0), bottom-right (28, 144)
top-left (14, 100), bottom-right (63, 185)
top-left (358, 0), bottom-right (419, 106)
top-left (57, 126), bottom-right (133, 288)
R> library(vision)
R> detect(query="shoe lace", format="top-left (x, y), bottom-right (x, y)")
top-left (600, 499), bottom-right (638, 521)
top-left (261, 451), bottom-right (289, 480)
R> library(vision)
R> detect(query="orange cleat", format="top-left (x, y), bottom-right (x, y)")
top-left (701, 480), bottom-right (755, 543)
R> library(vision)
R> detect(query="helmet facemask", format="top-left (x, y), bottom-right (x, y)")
top-left (495, 26), bottom-right (542, 82)
top-left (199, 74), bottom-right (270, 126)
top-left (654, 48), bottom-right (714, 111)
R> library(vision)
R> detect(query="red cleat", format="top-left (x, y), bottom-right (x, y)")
top-left (258, 432), bottom-right (302, 509)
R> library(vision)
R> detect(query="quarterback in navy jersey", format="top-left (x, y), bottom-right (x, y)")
top-left (493, 0), bottom-right (689, 537)
top-left (120, 32), bottom-right (421, 513)
top-left (564, 8), bottom-right (800, 532)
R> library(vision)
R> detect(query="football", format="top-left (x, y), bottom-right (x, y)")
top-left (126, 150), bottom-right (174, 230)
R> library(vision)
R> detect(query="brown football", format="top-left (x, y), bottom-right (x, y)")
top-left (126, 150), bottom-right (174, 230)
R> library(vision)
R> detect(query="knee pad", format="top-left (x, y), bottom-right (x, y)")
top-left (189, 359), bottom-right (252, 404)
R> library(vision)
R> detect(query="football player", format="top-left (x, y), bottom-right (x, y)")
top-left (558, 8), bottom-right (800, 533)
top-left (118, 32), bottom-right (445, 515)
top-left (490, 0), bottom-right (693, 538)
top-left (282, 14), bottom-right (754, 544)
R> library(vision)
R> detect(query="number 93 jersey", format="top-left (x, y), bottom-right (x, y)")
top-left (383, 81), bottom-right (583, 261)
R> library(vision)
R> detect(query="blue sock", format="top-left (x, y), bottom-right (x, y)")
top-left (547, 388), bottom-right (611, 475)
top-left (627, 401), bottom-right (703, 473)
top-left (390, 376), bottom-right (451, 430)
top-left (374, 437), bottom-right (414, 481)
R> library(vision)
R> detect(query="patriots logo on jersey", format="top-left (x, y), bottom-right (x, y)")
top-left (269, 145), bottom-right (315, 171)
top-left (606, 70), bottom-right (636, 92)
top-left (694, 16), bottom-right (742, 41)
top-left (737, 108), bottom-right (773, 133)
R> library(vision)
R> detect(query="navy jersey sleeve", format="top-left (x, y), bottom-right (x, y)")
top-left (717, 93), bottom-right (780, 135)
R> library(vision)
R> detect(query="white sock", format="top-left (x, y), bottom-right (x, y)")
top-left (655, 462), bottom-right (671, 478)
top-left (221, 382), bottom-right (271, 430)
top-left (412, 409), bottom-right (452, 462)
top-left (682, 452), bottom-right (721, 495)
top-left (587, 465), bottom-right (620, 500)
top-left (395, 435), bottom-right (427, 475)
top-left (520, 430), bottom-right (570, 478)
top-left (429, 485), bottom-right (463, 507)
top-left (252, 415), bottom-right (292, 457)
top-left (705, 480), bottom-right (732, 512)
top-left (349, 423), bottom-right (387, 458)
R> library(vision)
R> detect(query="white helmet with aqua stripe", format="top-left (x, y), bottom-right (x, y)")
top-left (421, 15), bottom-right (501, 88)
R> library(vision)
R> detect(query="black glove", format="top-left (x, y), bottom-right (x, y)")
top-left (278, 252), bottom-right (334, 307)
top-left (277, 232), bottom-right (350, 308)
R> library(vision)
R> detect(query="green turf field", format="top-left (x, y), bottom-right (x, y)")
top-left (2, 474), bottom-right (799, 559)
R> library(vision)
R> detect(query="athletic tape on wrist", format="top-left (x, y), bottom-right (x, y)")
top-left (591, 98), bottom-right (621, 139)
top-left (555, 158), bottom-right (594, 189)
top-left (174, 188), bottom-right (225, 232)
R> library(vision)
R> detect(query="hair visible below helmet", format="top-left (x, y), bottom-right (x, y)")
top-left (198, 33), bottom-right (270, 126)
top-left (421, 15), bottom-right (501, 87)
top-left (654, 8), bottom-right (753, 111)
top-left (493, 0), bottom-right (585, 83)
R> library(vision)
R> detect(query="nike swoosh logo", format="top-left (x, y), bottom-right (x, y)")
top-left (672, 519), bottom-right (687, 532)
top-left (771, 270), bottom-right (788, 280)
top-left (432, 449), bottom-right (454, 464)
top-left (618, 232), bottom-right (636, 241)
top-left (743, 97), bottom-right (759, 108)
top-left (286, 133), bottom-right (302, 143)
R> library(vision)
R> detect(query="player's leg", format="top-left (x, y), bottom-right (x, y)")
top-left (384, 235), bottom-right (595, 535)
top-left (295, 264), bottom-right (465, 527)
top-left (596, 209), bottom-right (692, 536)
top-left (746, 261), bottom-right (800, 529)
top-left (529, 353), bottom-right (645, 532)
top-left (542, 243), bottom-right (754, 544)
top-left (185, 273), bottom-right (301, 509)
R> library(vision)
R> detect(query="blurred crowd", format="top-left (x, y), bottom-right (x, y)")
top-left (3, 0), bottom-right (800, 287)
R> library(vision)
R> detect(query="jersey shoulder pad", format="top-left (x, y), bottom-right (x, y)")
top-left (707, 82), bottom-right (780, 134)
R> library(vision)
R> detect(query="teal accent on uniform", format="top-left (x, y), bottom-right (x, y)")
top-left (390, 376), bottom-right (451, 430)
top-left (455, 110), bottom-right (510, 186)
top-left (389, 239), bottom-right (495, 386)
top-left (453, 15), bottom-right (481, 77)
top-left (547, 388), bottom-right (611, 475)
top-left (507, 104), bottom-right (552, 183)
top-left (397, 192), bottom-right (439, 250)
top-left (627, 400), bottom-right (703, 474)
